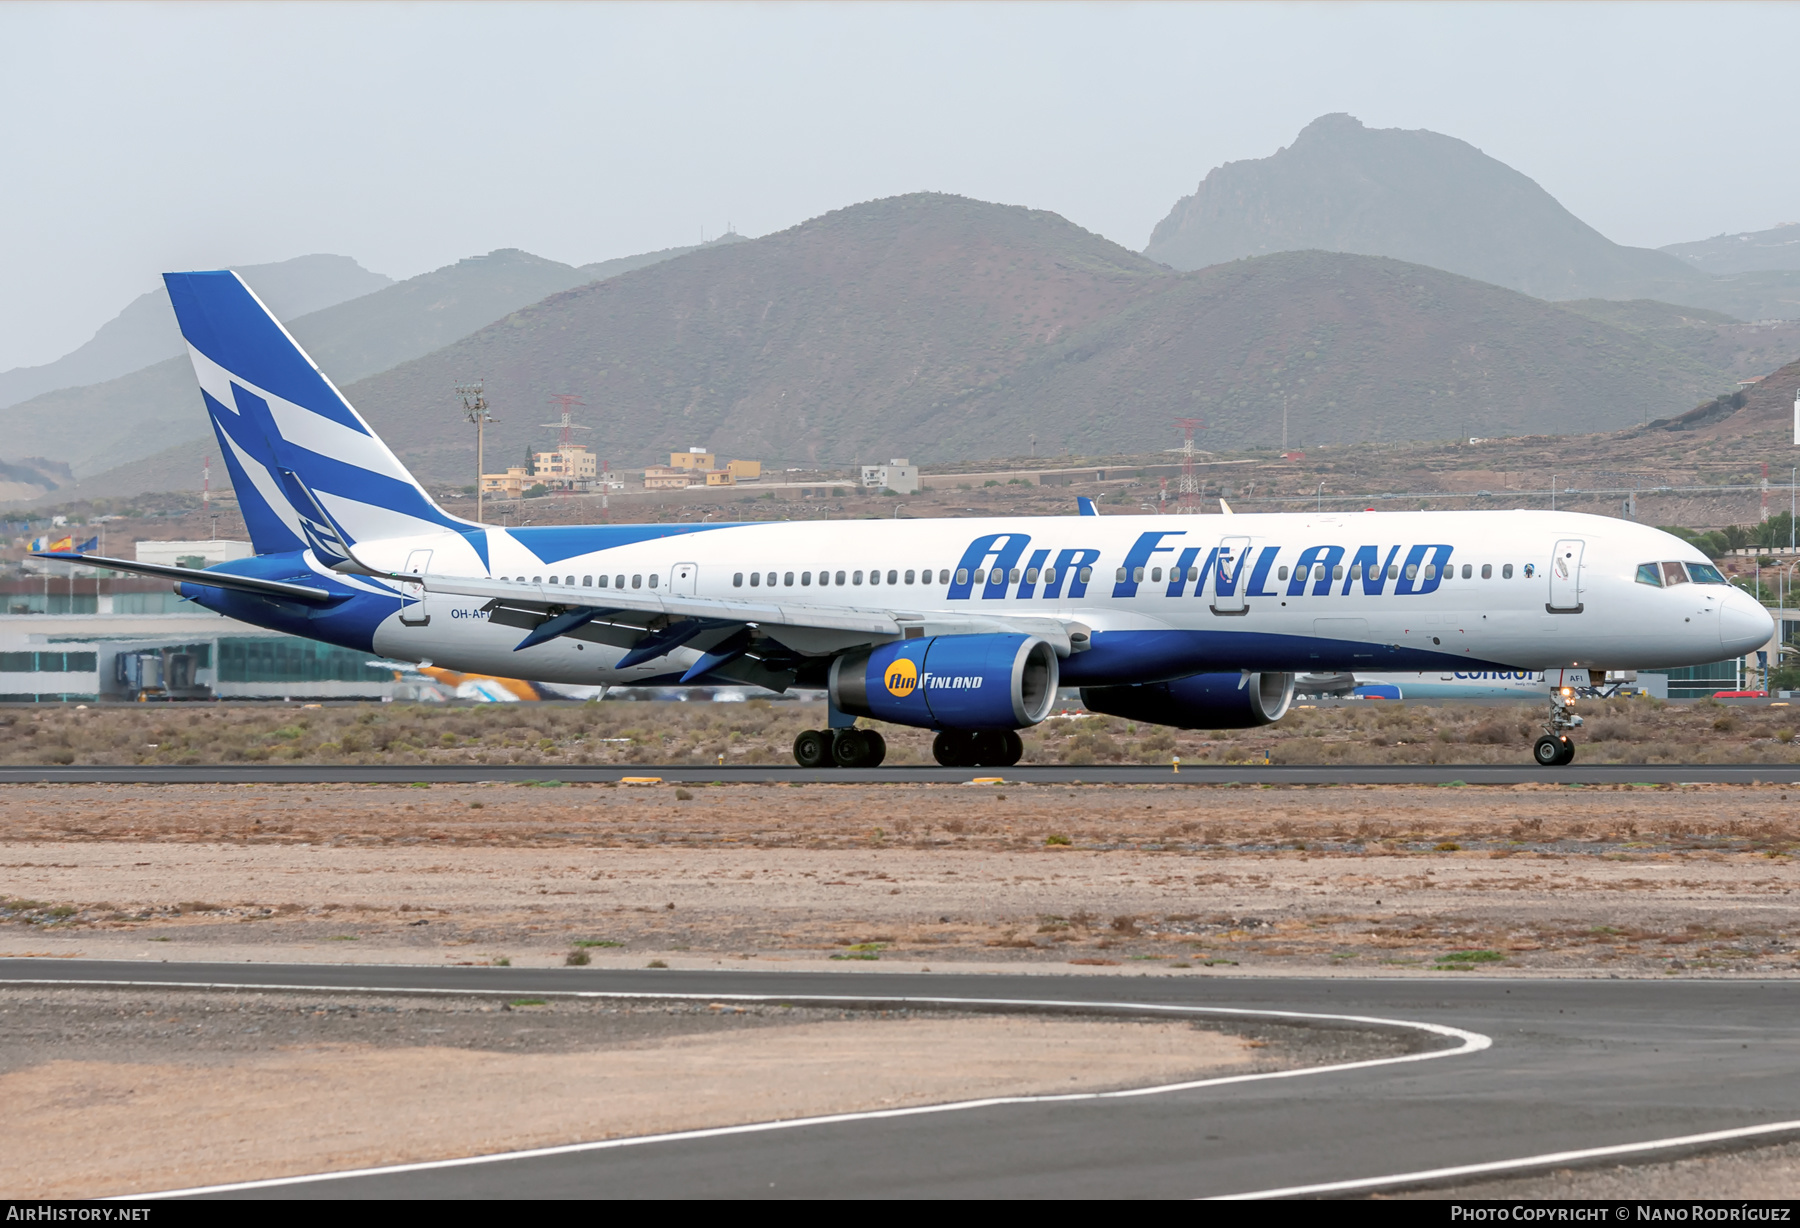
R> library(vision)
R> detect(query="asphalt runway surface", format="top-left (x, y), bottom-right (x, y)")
top-left (6, 961), bottom-right (1798, 1199)
top-left (2, 763), bottom-right (1798, 785)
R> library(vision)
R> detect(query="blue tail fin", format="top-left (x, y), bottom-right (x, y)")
top-left (164, 270), bottom-right (467, 558)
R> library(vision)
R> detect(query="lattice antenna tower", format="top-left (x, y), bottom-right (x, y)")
top-left (1173, 418), bottom-right (1208, 514)
top-left (542, 394), bottom-right (591, 448)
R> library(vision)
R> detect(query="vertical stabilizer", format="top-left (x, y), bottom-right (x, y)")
top-left (164, 270), bottom-right (467, 557)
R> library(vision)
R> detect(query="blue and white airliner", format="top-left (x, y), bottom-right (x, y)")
top-left (39, 272), bottom-right (1774, 768)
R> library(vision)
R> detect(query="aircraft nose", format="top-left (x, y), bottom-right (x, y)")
top-left (1720, 590), bottom-right (1775, 657)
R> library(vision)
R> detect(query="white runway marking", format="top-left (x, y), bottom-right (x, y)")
top-left (51, 981), bottom-right (1490, 1199)
top-left (1215, 1118), bottom-right (1800, 1199)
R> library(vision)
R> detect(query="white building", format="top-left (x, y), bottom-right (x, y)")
top-left (860, 459), bottom-right (919, 494)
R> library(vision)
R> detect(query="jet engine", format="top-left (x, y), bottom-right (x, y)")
top-left (1080, 671), bottom-right (1295, 729)
top-left (830, 634), bottom-right (1060, 730)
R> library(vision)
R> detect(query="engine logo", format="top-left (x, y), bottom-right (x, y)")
top-left (884, 657), bottom-right (919, 698)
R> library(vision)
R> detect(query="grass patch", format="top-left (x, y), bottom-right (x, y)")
top-left (1435, 949), bottom-right (1505, 967)
top-left (508, 998), bottom-right (546, 1008)
top-left (646, 959), bottom-right (668, 969)
top-left (564, 949), bottom-right (590, 966)
top-left (1044, 833), bottom-right (1072, 846)
top-left (327, 934), bottom-right (358, 941)
top-left (572, 939), bottom-right (624, 948)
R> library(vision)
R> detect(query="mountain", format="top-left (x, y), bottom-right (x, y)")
top-left (1143, 114), bottom-right (1800, 324)
top-left (1662, 223), bottom-right (1800, 275)
top-left (0, 254), bottom-right (390, 411)
top-left (334, 194), bottom-right (1744, 478)
top-left (1557, 299), bottom-right (1800, 384)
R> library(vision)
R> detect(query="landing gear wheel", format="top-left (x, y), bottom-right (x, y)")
top-left (971, 731), bottom-right (1008, 767)
top-left (1533, 735), bottom-right (1574, 767)
top-left (933, 730), bottom-right (976, 767)
top-left (793, 729), bottom-right (830, 769)
top-left (831, 728), bottom-right (869, 768)
top-left (998, 730), bottom-right (1023, 768)
top-left (860, 729), bottom-right (887, 768)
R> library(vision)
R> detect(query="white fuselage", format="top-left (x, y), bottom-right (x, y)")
top-left (351, 509), bottom-right (1771, 688)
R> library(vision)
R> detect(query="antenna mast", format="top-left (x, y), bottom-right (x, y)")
top-left (1173, 418), bottom-right (1207, 514)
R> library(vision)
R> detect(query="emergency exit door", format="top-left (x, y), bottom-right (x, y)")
top-left (1548, 539), bottom-right (1584, 613)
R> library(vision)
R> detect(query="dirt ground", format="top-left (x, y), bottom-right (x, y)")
top-left (6, 987), bottom-right (1363, 1199)
top-left (3, 781), bottom-right (1796, 974)
top-left (1398, 1140), bottom-right (1800, 1200)
top-left (5, 696), bottom-right (1800, 769)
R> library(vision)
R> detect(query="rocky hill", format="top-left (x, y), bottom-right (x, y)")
top-left (336, 194), bottom-right (1746, 479)
top-left (1557, 299), bottom-right (1800, 384)
top-left (1662, 223), bottom-right (1800, 275)
top-left (0, 254), bottom-right (390, 412)
top-left (1144, 115), bottom-right (1800, 322)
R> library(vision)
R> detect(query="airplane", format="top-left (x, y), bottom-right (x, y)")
top-left (1297, 669), bottom-right (1552, 701)
top-left (36, 271), bottom-right (1775, 770)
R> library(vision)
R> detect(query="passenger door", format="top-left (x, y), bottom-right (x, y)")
top-left (399, 549), bottom-right (432, 626)
top-left (1211, 535), bottom-right (1251, 615)
top-left (1548, 539), bottom-right (1584, 613)
top-left (670, 562), bottom-right (698, 597)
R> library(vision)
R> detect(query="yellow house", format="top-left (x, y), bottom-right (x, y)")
top-left (480, 466), bottom-right (532, 498)
top-left (725, 459), bottom-right (762, 482)
top-left (670, 449), bottom-right (715, 471)
top-left (532, 445), bottom-right (598, 490)
top-left (643, 466), bottom-right (695, 490)
top-left (705, 469), bottom-right (735, 486)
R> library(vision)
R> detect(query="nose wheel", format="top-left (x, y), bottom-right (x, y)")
top-left (1533, 689), bottom-right (1582, 767)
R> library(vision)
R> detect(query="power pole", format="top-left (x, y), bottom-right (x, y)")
top-left (458, 381), bottom-right (494, 522)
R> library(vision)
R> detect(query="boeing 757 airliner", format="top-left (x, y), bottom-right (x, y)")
top-left (38, 272), bottom-right (1774, 768)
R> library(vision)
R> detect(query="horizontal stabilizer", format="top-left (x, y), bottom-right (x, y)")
top-left (31, 552), bottom-right (333, 604)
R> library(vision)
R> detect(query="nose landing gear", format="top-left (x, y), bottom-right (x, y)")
top-left (1532, 689), bottom-right (1582, 766)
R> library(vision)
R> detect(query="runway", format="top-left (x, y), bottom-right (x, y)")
top-left (7, 961), bottom-right (1798, 1199)
top-left (2, 762), bottom-right (1797, 785)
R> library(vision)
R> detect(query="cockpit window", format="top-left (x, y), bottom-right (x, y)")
top-left (1686, 562), bottom-right (1726, 584)
top-left (1636, 563), bottom-right (1663, 587)
top-left (1661, 561), bottom-right (1690, 586)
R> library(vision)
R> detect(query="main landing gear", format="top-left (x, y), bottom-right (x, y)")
top-left (792, 727), bottom-right (887, 769)
top-left (931, 729), bottom-right (1024, 769)
top-left (1532, 688), bottom-right (1583, 767)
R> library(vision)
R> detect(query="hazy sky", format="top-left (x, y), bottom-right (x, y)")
top-left (3, 1), bottom-right (1797, 371)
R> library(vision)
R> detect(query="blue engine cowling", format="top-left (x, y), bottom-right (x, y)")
top-left (1080, 671), bottom-right (1294, 729)
top-left (830, 634), bottom-right (1060, 730)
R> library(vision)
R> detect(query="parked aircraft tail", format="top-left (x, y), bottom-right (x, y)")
top-left (163, 271), bottom-right (467, 559)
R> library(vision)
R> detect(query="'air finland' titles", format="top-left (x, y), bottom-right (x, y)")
top-left (35, 269), bottom-right (1774, 767)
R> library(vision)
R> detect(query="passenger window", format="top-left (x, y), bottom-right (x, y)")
top-left (615, 575), bottom-right (625, 589)
top-left (1460, 564), bottom-right (1470, 580)
top-left (783, 572), bottom-right (793, 586)
top-left (566, 576), bottom-right (574, 586)
top-left (1008, 568), bottom-right (1020, 584)
top-left (1523, 564), bottom-right (1534, 578)
top-left (1662, 561), bottom-right (1689, 586)
top-left (1078, 567), bottom-right (1092, 584)
top-left (818, 570), bottom-right (829, 586)
top-left (1387, 565), bottom-right (1399, 580)
top-left (852, 570), bottom-right (863, 585)
top-left (631, 575), bottom-right (642, 589)
top-left (905, 570), bottom-right (915, 585)
top-left (750, 572), bottom-right (760, 586)
top-left (1333, 565), bottom-right (1344, 580)
top-left (1315, 565), bottom-right (1327, 582)
top-left (802, 571), bottom-right (812, 585)
top-left (939, 569), bottom-right (951, 584)
top-left (1186, 567), bottom-right (1198, 582)
top-left (600, 575), bottom-right (610, 588)
top-left (733, 573), bottom-right (743, 587)
top-left (1636, 563), bottom-right (1662, 587)
top-left (835, 570), bottom-right (846, 585)
top-left (1116, 567), bottom-right (1127, 583)
top-left (1423, 564), bottom-right (1435, 580)
top-left (1502, 564), bottom-right (1513, 579)
top-left (1132, 567), bottom-right (1145, 583)
top-left (868, 570), bottom-right (879, 585)
top-left (648, 574), bottom-right (658, 589)
top-left (582, 576), bottom-right (592, 587)
top-left (1278, 566), bottom-right (1290, 581)
top-left (1405, 564), bottom-right (1418, 580)
top-left (956, 569), bottom-right (969, 585)
top-left (549, 576), bottom-right (559, 585)
top-left (533, 575), bottom-right (543, 584)
top-left (1044, 568), bottom-right (1057, 586)
top-left (888, 570), bottom-right (898, 585)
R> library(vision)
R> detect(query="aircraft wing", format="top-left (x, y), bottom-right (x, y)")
top-left (415, 574), bottom-right (1088, 657)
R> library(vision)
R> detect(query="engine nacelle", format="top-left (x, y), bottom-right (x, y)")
top-left (1080, 671), bottom-right (1295, 730)
top-left (830, 634), bottom-right (1060, 731)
